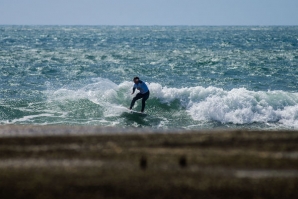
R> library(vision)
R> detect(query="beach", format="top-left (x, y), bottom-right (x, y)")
top-left (0, 126), bottom-right (297, 199)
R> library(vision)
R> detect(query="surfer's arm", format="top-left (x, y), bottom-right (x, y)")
top-left (131, 87), bottom-right (136, 94)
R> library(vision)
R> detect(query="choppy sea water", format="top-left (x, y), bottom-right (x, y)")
top-left (1, 26), bottom-right (298, 130)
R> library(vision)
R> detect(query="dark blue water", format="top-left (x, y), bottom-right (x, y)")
top-left (1, 26), bottom-right (298, 130)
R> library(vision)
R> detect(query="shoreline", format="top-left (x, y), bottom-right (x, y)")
top-left (1, 124), bottom-right (296, 137)
top-left (0, 125), bottom-right (170, 137)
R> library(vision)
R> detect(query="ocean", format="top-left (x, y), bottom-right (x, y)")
top-left (1, 26), bottom-right (298, 130)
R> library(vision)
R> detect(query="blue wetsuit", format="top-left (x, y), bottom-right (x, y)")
top-left (130, 80), bottom-right (150, 112)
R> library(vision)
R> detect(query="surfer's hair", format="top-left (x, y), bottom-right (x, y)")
top-left (133, 76), bottom-right (139, 80)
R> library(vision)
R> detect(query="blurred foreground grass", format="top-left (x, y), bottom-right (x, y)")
top-left (0, 128), bottom-right (298, 199)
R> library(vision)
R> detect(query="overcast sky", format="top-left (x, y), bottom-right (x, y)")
top-left (0, 0), bottom-right (297, 26)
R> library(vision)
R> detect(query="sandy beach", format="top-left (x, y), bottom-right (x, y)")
top-left (0, 126), bottom-right (298, 199)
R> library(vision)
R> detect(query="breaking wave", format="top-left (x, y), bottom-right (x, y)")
top-left (2, 78), bottom-right (297, 129)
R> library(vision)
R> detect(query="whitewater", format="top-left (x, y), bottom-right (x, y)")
top-left (1, 26), bottom-right (298, 130)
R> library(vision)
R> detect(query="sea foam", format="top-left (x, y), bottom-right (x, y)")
top-left (45, 78), bottom-right (298, 128)
top-left (148, 82), bottom-right (298, 128)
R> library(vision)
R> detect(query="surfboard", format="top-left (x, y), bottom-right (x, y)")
top-left (129, 110), bottom-right (147, 116)
top-left (110, 105), bottom-right (148, 116)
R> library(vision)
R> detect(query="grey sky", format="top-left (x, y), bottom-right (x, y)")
top-left (0, 0), bottom-right (297, 25)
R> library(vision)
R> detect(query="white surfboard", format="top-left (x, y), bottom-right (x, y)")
top-left (129, 110), bottom-right (147, 116)
top-left (110, 105), bottom-right (148, 116)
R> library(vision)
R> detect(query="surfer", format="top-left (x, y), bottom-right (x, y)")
top-left (129, 77), bottom-right (150, 113)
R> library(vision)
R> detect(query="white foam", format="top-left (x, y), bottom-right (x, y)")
top-left (276, 105), bottom-right (298, 129)
top-left (45, 78), bottom-right (132, 118)
top-left (11, 113), bottom-right (54, 123)
top-left (147, 83), bottom-right (298, 129)
top-left (44, 78), bottom-right (298, 129)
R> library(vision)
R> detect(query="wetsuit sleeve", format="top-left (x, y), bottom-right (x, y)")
top-left (132, 87), bottom-right (136, 94)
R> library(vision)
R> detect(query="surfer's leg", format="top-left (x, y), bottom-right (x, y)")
top-left (130, 93), bottom-right (143, 109)
top-left (141, 91), bottom-right (150, 112)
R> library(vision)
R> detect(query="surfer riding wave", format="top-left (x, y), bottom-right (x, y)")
top-left (129, 77), bottom-right (150, 113)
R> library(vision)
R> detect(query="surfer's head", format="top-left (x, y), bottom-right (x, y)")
top-left (133, 76), bottom-right (139, 84)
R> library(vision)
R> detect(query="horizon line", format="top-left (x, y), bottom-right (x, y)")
top-left (1, 24), bottom-right (298, 27)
